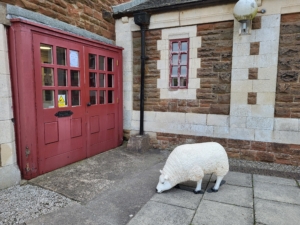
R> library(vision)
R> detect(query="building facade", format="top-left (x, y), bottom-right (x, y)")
top-left (116, 0), bottom-right (300, 167)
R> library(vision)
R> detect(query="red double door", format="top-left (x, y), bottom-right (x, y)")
top-left (33, 34), bottom-right (122, 174)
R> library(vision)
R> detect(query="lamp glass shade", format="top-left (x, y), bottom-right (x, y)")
top-left (233, 0), bottom-right (258, 22)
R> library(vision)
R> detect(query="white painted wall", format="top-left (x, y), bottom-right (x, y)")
top-left (115, 0), bottom-right (300, 145)
top-left (0, 24), bottom-right (21, 190)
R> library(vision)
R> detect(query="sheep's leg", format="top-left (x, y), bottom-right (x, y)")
top-left (193, 179), bottom-right (204, 194)
top-left (211, 176), bottom-right (223, 192)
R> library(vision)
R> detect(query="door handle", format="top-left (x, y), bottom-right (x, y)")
top-left (87, 102), bottom-right (91, 107)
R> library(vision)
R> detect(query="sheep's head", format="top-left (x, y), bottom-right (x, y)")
top-left (156, 170), bottom-right (172, 193)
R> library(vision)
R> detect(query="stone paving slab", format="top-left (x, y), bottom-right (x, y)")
top-left (211, 171), bottom-right (252, 187)
top-left (151, 188), bottom-right (202, 210)
top-left (254, 174), bottom-right (297, 186)
top-left (223, 171), bottom-right (252, 187)
top-left (127, 201), bottom-right (194, 225)
top-left (254, 182), bottom-right (300, 205)
top-left (192, 200), bottom-right (253, 225)
top-left (204, 183), bottom-right (253, 208)
top-left (255, 198), bottom-right (300, 225)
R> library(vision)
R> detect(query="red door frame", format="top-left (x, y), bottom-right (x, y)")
top-left (8, 19), bottom-right (123, 180)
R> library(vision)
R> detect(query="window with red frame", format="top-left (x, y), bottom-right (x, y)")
top-left (169, 39), bottom-right (189, 88)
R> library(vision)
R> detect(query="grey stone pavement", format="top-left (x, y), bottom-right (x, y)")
top-left (24, 143), bottom-right (300, 225)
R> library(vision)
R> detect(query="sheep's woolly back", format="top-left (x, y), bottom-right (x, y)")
top-left (162, 142), bottom-right (229, 187)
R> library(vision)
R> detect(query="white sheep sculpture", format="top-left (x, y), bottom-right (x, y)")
top-left (156, 142), bottom-right (229, 194)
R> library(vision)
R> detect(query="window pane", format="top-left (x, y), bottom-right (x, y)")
top-left (71, 90), bottom-right (80, 106)
top-left (90, 91), bottom-right (97, 105)
top-left (42, 67), bottom-right (54, 86)
top-left (108, 90), bottom-right (114, 103)
top-left (56, 47), bottom-right (66, 65)
top-left (172, 42), bottom-right (178, 51)
top-left (89, 72), bottom-right (96, 87)
top-left (180, 78), bottom-right (187, 86)
top-left (40, 44), bottom-right (53, 64)
top-left (172, 54), bottom-right (178, 64)
top-left (43, 90), bottom-right (54, 109)
top-left (57, 69), bottom-right (67, 86)
top-left (182, 42), bottom-right (188, 51)
top-left (71, 70), bottom-right (80, 87)
top-left (100, 74), bottom-right (105, 87)
top-left (172, 66), bottom-right (178, 75)
top-left (99, 56), bottom-right (105, 70)
top-left (107, 57), bottom-right (113, 71)
top-left (58, 90), bottom-right (68, 107)
top-left (89, 54), bottom-right (96, 69)
top-left (100, 90), bottom-right (105, 104)
top-left (108, 74), bottom-right (114, 88)
top-left (181, 54), bottom-right (187, 65)
top-left (171, 78), bottom-right (178, 87)
top-left (181, 66), bottom-right (187, 76)
top-left (70, 50), bottom-right (79, 67)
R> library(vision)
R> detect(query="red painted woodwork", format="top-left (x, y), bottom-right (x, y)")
top-left (8, 19), bottom-right (123, 179)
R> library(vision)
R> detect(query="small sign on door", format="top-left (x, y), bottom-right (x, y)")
top-left (58, 95), bottom-right (66, 107)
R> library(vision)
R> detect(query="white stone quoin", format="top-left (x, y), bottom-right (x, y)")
top-left (0, 24), bottom-right (21, 190)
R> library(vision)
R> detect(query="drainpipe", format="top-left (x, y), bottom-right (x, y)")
top-left (133, 12), bottom-right (151, 135)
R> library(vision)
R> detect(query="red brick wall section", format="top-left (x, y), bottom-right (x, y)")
top-left (276, 13), bottom-right (300, 118)
top-left (150, 133), bottom-right (300, 166)
top-left (0, 0), bottom-right (130, 40)
top-left (132, 21), bottom-right (233, 114)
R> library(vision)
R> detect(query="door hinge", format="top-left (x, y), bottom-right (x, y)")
top-left (117, 60), bottom-right (119, 66)
top-left (117, 98), bottom-right (119, 103)
top-left (25, 146), bottom-right (30, 158)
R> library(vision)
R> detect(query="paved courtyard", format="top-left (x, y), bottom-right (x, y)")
top-left (1, 144), bottom-right (300, 225)
top-left (128, 172), bottom-right (300, 225)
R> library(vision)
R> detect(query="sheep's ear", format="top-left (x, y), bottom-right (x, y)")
top-left (164, 175), bottom-right (169, 180)
top-left (159, 170), bottom-right (163, 174)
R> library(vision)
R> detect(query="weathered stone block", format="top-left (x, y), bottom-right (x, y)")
top-left (248, 68), bottom-right (258, 80)
top-left (250, 42), bottom-right (260, 55)
top-left (127, 134), bottom-right (151, 153)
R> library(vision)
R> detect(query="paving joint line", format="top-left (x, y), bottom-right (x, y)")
top-left (203, 199), bottom-right (253, 209)
top-left (148, 199), bottom-right (196, 211)
top-left (252, 174), bottom-right (256, 225)
top-left (188, 173), bottom-right (213, 225)
top-left (254, 197), bottom-right (300, 206)
top-left (149, 199), bottom-right (197, 211)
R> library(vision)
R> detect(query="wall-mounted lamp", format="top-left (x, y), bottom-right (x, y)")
top-left (233, 0), bottom-right (259, 35)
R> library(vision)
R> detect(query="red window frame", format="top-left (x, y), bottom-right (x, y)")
top-left (169, 38), bottom-right (189, 89)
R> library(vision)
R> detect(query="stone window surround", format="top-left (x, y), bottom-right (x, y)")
top-left (156, 26), bottom-right (201, 100)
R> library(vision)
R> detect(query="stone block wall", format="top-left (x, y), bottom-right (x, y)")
top-left (0, 0), bottom-right (130, 40)
top-left (276, 12), bottom-right (300, 118)
top-left (153, 132), bottom-right (300, 166)
top-left (0, 23), bottom-right (20, 189)
top-left (132, 21), bottom-right (234, 115)
top-left (197, 21), bottom-right (233, 115)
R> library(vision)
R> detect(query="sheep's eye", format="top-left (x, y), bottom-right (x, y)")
top-left (161, 182), bottom-right (164, 184)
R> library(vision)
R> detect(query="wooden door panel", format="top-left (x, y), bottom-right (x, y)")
top-left (43, 147), bottom-right (84, 173)
top-left (85, 47), bottom-right (120, 157)
top-left (44, 122), bottom-right (59, 144)
top-left (90, 116), bottom-right (100, 134)
top-left (107, 113), bottom-right (115, 129)
top-left (71, 118), bottom-right (82, 138)
top-left (33, 33), bottom-right (87, 174)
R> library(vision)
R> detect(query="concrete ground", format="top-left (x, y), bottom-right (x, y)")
top-left (25, 144), bottom-right (300, 225)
